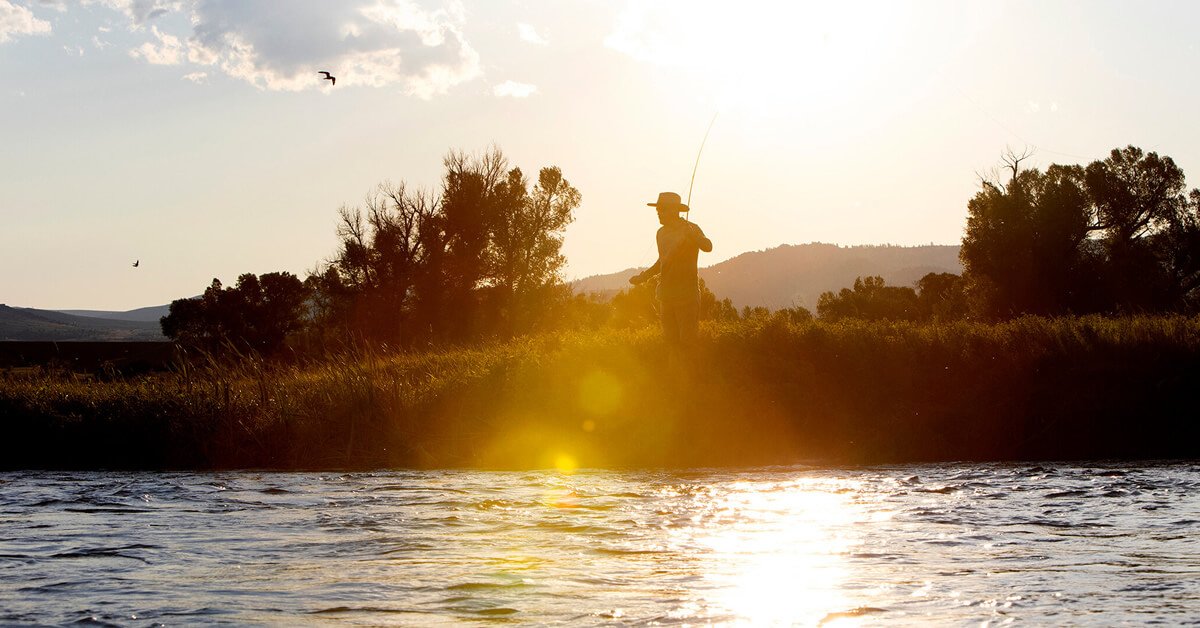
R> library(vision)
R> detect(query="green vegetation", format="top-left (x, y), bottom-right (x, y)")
top-left (10, 144), bottom-right (1200, 470)
top-left (962, 146), bottom-right (1200, 317)
top-left (3, 315), bottom-right (1197, 469)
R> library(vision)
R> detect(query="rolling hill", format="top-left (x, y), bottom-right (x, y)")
top-left (573, 243), bottom-right (962, 310)
top-left (0, 305), bottom-right (165, 341)
top-left (57, 304), bottom-right (171, 322)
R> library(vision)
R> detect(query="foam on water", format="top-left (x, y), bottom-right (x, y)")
top-left (1, 463), bottom-right (1198, 625)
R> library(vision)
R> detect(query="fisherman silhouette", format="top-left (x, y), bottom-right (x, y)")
top-left (630, 191), bottom-right (712, 361)
top-left (318, 71), bottom-right (336, 86)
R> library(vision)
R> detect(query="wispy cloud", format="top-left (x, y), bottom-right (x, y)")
top-left (181, 70), bottom-right (206, 83)
top-left (0, 0), bottom-right (52, 43)
top-left (517, 22), bottom-right (547, 46)
top-left (493, 79), bottom-right (536, 98)
top-left (110, 0), bottom-right (481, 95)
top-left (129, 24), bottom-right (181, 64)
top-left (89, 0), bottom-right (182, 27)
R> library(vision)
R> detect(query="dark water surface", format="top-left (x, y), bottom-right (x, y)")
top-left (1, 463), bottom-right (1198, 626)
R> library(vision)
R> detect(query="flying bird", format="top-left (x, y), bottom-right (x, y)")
top-left (319, 71), bottom-right (336, 86)
top-left (132, 260), bottom-right (140, 268)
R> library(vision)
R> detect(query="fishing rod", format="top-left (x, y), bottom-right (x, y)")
top-left (685, 112), bottom-right (718, 222)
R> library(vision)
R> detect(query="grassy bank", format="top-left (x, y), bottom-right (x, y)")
top-left (2, 316), bottom-right (1199, 469)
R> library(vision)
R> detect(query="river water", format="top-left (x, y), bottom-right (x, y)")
top-left (1, 463), bottom-right (1198, 626)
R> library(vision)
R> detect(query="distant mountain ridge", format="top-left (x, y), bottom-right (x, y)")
top-left (0, 305), bottom-right (165, 341)
top-left (57, 304), bottom-right (171, 322)
top-left (573, 243), bottom-right (962, 311)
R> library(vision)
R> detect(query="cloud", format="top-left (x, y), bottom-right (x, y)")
top-left (63, 43), bottom-right (83, 55)
top-left (517, 22), bottom-right (547, 46)
top-left (129, 24), bottom-right (181, 64)
top-left (113, 0), bottom-right (481, 95)
top-left (88, 0), bottom-right (182, 26)
top-left (493, 79), bottom-right (536, 98)
top-left (181, 70), bottom-right (206, 83)
top-left (0, 0), bottom-right (52, 43)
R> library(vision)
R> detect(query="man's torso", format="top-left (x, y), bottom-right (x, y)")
top-left (656, 220), bottom-right (700, 303)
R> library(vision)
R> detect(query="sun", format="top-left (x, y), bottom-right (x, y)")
top-left (607, 1), bottom-right (912, 117)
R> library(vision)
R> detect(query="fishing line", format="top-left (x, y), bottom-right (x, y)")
top-left (685, 111), bottom-right (719, 222)
top-left (635, 112), bottom-right (721, 266)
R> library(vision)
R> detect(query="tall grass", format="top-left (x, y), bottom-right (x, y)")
top-left (2, 316), bottom-right (1198, 469)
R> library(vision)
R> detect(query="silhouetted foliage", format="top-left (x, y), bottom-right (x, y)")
top-left (962, 146), bottom-right (1200, 317)
top-left (916, 272), bottom-right (970, 321)
top-left (817, 276), bottom-right (921, 321)
top-left (313, 147), bottom-right (581, 347)
top-left (603, 277), bottom-right (739, 328)
top-left (161, 272), bottom-right (309, 355)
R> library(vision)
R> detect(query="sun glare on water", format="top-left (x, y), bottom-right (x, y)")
top-left (664, 478), bottom-right (877, 624)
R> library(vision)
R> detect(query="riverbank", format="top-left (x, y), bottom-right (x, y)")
top-left (2, 316), bottom-right (1198, 469)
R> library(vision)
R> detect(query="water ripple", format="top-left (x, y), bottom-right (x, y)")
top-left (0, 463), bottom-right (1197, 625)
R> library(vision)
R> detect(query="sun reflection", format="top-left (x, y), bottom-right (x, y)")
top-left (681, 479), bottom-right (866, 625)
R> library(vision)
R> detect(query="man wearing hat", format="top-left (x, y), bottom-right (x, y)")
top-left (630, 192), bottom-right (713, 352)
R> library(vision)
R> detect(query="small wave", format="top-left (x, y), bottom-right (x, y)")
top-left (819, 606), bottom-right (886, 624)
top-left (591, 547), bottom-right (664, 556)
top-left (62, 507), bottom-right (154, 514)
top-left (446, 581), bottom-right (528, 591)
top-left (72, 615), bottom-right (124, 626)
top-left (1045, 490), bottom-right (1089, 498)
top-left (310, 606), bottom-right (418, 615)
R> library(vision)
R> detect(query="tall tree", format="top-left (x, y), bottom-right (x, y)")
top-left (1084, 146), bottom-right (1189, 310)
top-left (962, 145), bottom-right (1200, 317)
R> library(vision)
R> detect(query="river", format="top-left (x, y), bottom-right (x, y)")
top-left (1, 463), bottom-right (1198, 625)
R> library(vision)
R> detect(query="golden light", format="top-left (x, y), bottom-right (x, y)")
top-left (672, 478), bottom-right (872, 624)
top-left (606, 1), bottom-right (911, 118)
top-left (578, 369), bottom-right (623, 416)
top-left (554, 453), bottom-right (578, 474)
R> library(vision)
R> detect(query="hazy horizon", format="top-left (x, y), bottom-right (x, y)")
top-left (4, 0), bottom-right (1198, 310)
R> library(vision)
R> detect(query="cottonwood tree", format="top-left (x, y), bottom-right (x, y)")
top-left (961, 145), bottom-right (1200, 317)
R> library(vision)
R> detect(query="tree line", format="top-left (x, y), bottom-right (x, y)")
top-left (161, 147), bottom-right (786, 355)
top-left (817, 145), bottom-right (1200, 321)
top-left (163, 143), bottom-right (1200, 354)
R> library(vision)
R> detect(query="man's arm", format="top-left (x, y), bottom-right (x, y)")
top-left (630, 258), bottom-right (660, 284)
top-left (690, 223), bottom-right (713, 252)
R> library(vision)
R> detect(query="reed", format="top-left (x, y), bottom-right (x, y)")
top-left (2, 316), bottom-right (1198, 469)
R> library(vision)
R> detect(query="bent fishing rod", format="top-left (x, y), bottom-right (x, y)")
top-left (685, 112), bottom-right (718, 222)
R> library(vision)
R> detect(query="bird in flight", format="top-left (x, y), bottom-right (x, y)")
top-left (132, 260), bottom-right (140, 268)
top-left (319, 71), bottom-right (336, 86)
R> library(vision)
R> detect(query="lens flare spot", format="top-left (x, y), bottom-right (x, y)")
top-left (582, 419), bottom-right (596, 432)
top-left (554, 453), bottom-right (578, 474)
top-left (579, 370), bottom-right (623, 416)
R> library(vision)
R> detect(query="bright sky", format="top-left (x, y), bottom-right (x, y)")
top-left (2, 0), bottom-right (1198, 310)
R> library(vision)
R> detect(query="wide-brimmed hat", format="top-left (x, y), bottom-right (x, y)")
top-left (647, 191), bottom-right (688, 212)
